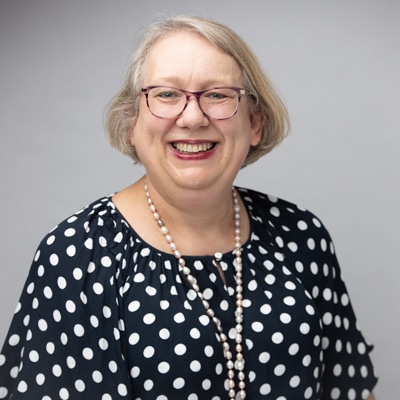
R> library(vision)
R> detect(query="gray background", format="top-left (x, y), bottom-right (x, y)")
top-left (0, 1), bottom-right (398, 398)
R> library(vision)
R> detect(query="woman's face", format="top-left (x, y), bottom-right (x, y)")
top-left (131, 31), bottom-right (262, 192)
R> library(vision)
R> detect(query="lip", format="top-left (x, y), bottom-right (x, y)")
top-left (169, 140), bottom-right (218, 160)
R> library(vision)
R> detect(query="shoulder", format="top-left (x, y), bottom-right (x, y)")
top-left (33, 195), bottom-right (136, 271)
top-left (238, 186), bottom-right (328, 238)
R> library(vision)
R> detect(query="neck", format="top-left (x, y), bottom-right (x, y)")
top-left (142, 175), bottom-right (243, 256)
top-left (144, 175), bottom-right (235, 225)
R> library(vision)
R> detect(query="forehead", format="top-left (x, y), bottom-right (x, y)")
top-left (143, 31), bottom-right (242, 86)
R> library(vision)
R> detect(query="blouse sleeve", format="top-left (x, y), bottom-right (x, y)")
top-left (0, 200), bottom-right (133, 399)
top-left (274, 200), bottom-right (378, 399)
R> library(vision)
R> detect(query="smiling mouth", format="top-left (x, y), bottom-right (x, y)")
top-left (172, 142), bottom-right (216, 153)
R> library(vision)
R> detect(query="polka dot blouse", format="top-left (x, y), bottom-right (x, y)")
top-left (0, 187), bottom-right (377, 399)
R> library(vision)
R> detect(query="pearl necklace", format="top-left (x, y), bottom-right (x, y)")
top-left (144, 181), bottom-right (246, 399)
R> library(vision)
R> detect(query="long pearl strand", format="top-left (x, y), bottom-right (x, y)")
top-left (144, 181), bottom-right (246, 399)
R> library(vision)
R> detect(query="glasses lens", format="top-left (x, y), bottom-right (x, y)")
top-left (147, 87), bottom-right (186, 118)
top-left (200, 88), bottom-right (239, 119)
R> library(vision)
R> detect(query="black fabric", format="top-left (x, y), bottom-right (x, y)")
top-left (0, 187), bottom-right (377, 399)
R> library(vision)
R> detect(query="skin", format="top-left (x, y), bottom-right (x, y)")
top-left (114, 31), bottom-right (262, 257)
top-left (113, 32), bottom-right (377, 398)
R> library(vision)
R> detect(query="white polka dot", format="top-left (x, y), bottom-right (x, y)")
top-left (36, 373), bottom-right (45, 385)
top-left (29, 350), bottom-right (39, 362)
top-left (331, 387), bottom-right (341, 399)
top-left (173, 377), bottom-right (185, 389)
top-left (75, 380), bottom-right (85, 392)
top-left (174, 312), bottom-right (185, 323)
top-left (49, 254), bottom-right (59, 266)
top-left (260, 383), bottom-right (271, 395)
top-left (46, 342), bottom-right (55, 354)
top-left (118, 384), bottom-right (128, 396)
top-left (146, 286), bottom-right (157, 296)
top-left (10, 367), bottom-right (18, 378)
top-left (290, 375), bottom-right (300, 387)
top-left (66, 245), bottom-right (76, 257)
top-left (99, 236), bottom-right (108, 247)
top-left (99, 338), bottom-right (108, 350)
top-left (143, 346), bottom-right (155, 358)
top-left (271, 332), bottom-right (284, 344)
top-left (302, 355), bottom-right (312, 367)
top-left (92, 370), bottom-right (103, 383)
top-left (297, 220), bottom-right (308, 230)
top-left (310, 262), bottom-right (318, 274)
top-left (174, 343), bottom-right (187, 356)
top-left (67, 356), bottom-right (76, 369)
top-left (259, 352), bottom-right (270, 363)
top-left (251, 321), bottom-right (264, 332)
top-left (38, 319), bottom-right (48, 331)
top-left (341, 293), bottom-right (350, 306)
top-left (265, 274), bottom-right (275, 285)
top-left (348, 365), bottom-right (356, 377)
top-left (283, 296), bottom-right (296, 306)
top-left (144, 379), bottom-right (154, 391)
top-left (8, 334), bottom-right (20, 346)
top-left (158, 361), bottom-right (170, 374)
top-left (304, 387), bottom-right (313, 399)
top-left (274, 364), bottom-right (286, 376)
top-left (64, 228), bottom-right (76, 237)
top-left (66, 300), bottom-right (76, 313)
top-left (323, 312), bottom-right (333, 325)
top-left (260, 304), bottom-right (272, 315)
top-left (300, 323), bottom-right (310, 334)
top-left (53, 364), bottom-right (62, 377)
top-left (143, 313), bottom-right (156, 324)
top-left (73, 268), bottom-right (83, 280)
top-left (47, 235), bottom-right (56, 245)
top-left (103, 306), bottom-right (112, 318)
top-left (202, 379), bottom-right (212, 390)
top-left (129, 333), bottom-right (140, 345)
top-left (288, 242), bottom-right (298, 252)
top-left (93, 282), bottom-right (104, 295)
top-left (82, 347), bottom-right (94, 360)
top-left (288, 343), bottom-right (299, 355)
top-left (74, 324), bottom-right (85, 337)
top-left (37, 265), bottom-right (45, 277)
top-left (90, 315), bottom-right (99, 328)
top-left (333, 364), bottom-right (342, 376)
top-left (190, 360), bottom-right (201, 372)
top-left (128, 300), bottom-right (140, 312)
top-left (323, 288), bottom-right (332, 301)
top-left (204, 345), bottom-right (214, 357)
top-left (280, 313), bottom-right (291, 324)
top-left (42, 286), bottom-right (52, 299)
top-left (17, 381), bottom-right (28, 393)
top-left (101, 256), bottom-right (112, 267)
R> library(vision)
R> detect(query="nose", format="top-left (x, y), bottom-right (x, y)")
top-left (175, 95), bottom-right (209, 130)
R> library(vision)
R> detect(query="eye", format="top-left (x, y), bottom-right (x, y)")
top-left (206, 91), bottom-right (228, 100)
top-left (203, 88), bottom-right (236, 102)
top-left (152, 88), bottom-right (182, 100)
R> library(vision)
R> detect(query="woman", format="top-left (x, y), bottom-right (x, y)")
top-left (0, 15), bottom-right (377, 400)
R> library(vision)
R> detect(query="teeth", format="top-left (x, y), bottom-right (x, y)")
top-left (173, 143), bottom-right (214, 153)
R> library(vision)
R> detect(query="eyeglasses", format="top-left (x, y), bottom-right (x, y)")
top-left (141, 86), bottom-right (246, 120)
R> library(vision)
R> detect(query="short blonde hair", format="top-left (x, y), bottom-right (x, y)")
top-left (105, 15), bottom-right (290, 167)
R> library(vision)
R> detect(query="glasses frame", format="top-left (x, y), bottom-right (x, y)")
top-left (141, 85), bottom-right (246, 120)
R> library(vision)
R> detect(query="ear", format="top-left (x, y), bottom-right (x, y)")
top-left (249, 111), bottom-right (264, 146)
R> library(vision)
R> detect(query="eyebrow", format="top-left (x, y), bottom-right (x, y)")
top-left (148, 77), bottom-right (241, 88)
